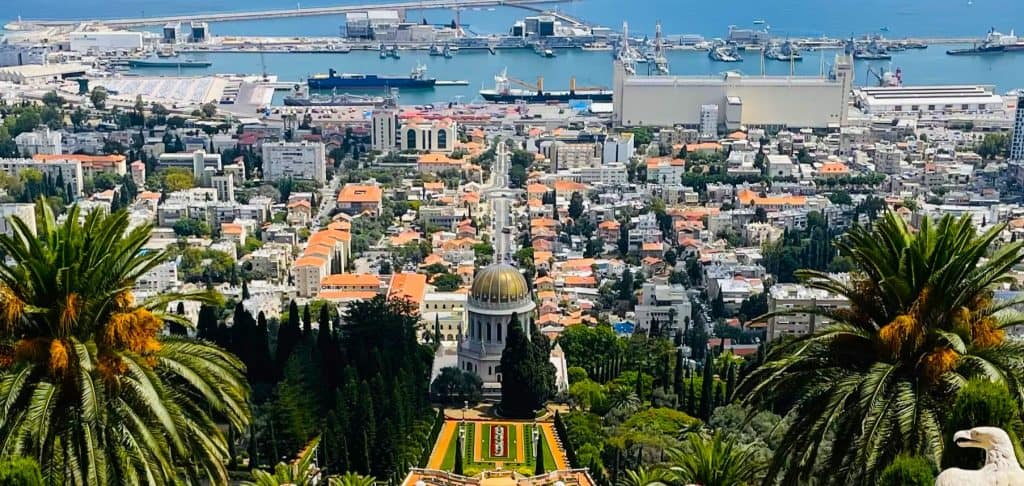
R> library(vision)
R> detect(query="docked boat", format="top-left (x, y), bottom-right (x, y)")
top-left (581, 42), bottom-right (613, 51)
top-left (852, 40), bottom-right (892, 60)
top-left (379, 44), bottom-right (400, 59)
top-left (709, 44), bottom-right (742, 62)
top-left (156, 46), bottom-right (177, 58)
top-left (479, 69), bottom-right (612, 103)
top-left (429, 44), bottom-right (444, 56)
top-left (765, 40), bottom-right (802, 61)
top-left (128, 59), bottom-right (211, 68)
top-left (534, 43), bottom-right (556, 58)
top-left (947, 28), bottom-right (1024, 55)
top-left (283, 90), bottom-right (395, 106)
top-left (308, 64), bottom-right (436, 90)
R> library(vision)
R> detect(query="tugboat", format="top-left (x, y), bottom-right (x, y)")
top-left (708, 43), bottom-right (742, 62)
top-left (765, 40), bottom-right (802, 61)
top-left (429, 44), bottom-right (444, 56)
top-left (947, 28), bottom-right (1024, 55)
top-left (534, 43), bottom-right (556, 58)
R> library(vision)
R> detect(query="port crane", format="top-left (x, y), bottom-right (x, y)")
top-left (496, 69), bottom-right (606, 95)
top-left (867, 65), bottom-right (902, 87)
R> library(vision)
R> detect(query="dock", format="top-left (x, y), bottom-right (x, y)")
top-left (5, 0), bottom-right (573, 29)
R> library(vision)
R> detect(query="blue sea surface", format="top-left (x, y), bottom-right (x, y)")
top-left (4, 0), bottom-right (1024, 104)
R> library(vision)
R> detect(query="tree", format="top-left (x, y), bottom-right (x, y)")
top-left (618, 268), bottom-right (634, 302)
top-left (0, 457), bottom-right (43, 486)
top-left (173, 217), bottom-right (211, 237)
top-left (243, 436), bottom-right (321, 486)
top-left (535, 428), bottom-right (546, 475)
top-left (454, 432), bottom-right (464, 475)
top-left (739, 212), bottom-right (1024, 485)
top-left (201, 102), bottom-right (218, 118)
top-left (569, 192), bottom-right (585, 220)
top-left (277, 300), bottom-right (303, 373)
top-left (431, 366), bottom-right (483, 405)
top-left (941, 379), bottom-right (1024, 470)
top-left (699, 353), bottom-right (714, 421)
top-left (433, 272), bottom-right (463, 292)
top-left (975, 133), bottom-right (1010, 160)
top-left (41, 91), bottom-right (65, 108)
top-left (667, 431), bottom-right (767, 486)
top-left (90, 86), bottom-right (108, 109)
top-left (500, 313), bottom-right (556, 417)
top-left (877, 455), bottom-right (935, 486)
top-left (329, 472), bottom-right (377, 486)
top-left (0, 201), bottom-right (249, 484)
top-left (616, 467), bottom-right (669, 486)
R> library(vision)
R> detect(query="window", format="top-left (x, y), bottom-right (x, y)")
top-left (497, 322), bottom-right (503, 343)
top-left (927, 105), bottom-right (936, 111)
top-left (438, 130), bottom-right (448, 150)
top-left (962, 104), bottom-right (970, 110)
top-left (406, 129), bottom-right (417, 149)
top-left (486, 323), bottom-right (492, 341)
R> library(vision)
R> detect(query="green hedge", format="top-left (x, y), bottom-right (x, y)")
top-left (0, 457), bottom-right (43, 486)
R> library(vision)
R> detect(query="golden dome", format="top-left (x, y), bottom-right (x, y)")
top-left (470, 263), bottom-right (531, 304)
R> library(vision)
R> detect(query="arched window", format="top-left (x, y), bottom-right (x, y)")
top-left (497, 322), bottom-right (503, 343)
top-left (437, 130), bottom-right (448, 150)
top-left (406, 129), bottom-right (417, 150)
top-left (486, 322), bottom-right (492, 341)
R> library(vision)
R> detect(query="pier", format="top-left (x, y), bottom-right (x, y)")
top-left (4, 0), bottom-right (574, 29)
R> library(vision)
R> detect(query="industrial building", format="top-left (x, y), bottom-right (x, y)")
top-left (852, 85), bottom-right (1005, 117)
top-left (612, 55), bottom-right (853, 130)
top-left (68, 31), bottom-right (143, 53)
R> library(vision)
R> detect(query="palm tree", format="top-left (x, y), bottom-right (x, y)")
top-left (668, 431), bottom-right (766, 486)
top-left (244, 436), bottom-right (321, 486)
top-left (329, 471), bottom-right (377, 486)
top-left (0, 203), bottom-right (250, 484)
top-left (739, 212), bottom-right (1024, 484)
top-left (615, 466), bottom-right (669, 486)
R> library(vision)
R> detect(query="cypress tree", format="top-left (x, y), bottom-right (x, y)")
top-left (649, 316), bottom-right (659, 339)
top-left (433, 314), bottom-right (442, 346)
top-left (277, 300), bottom-right (302, 374)
top-left (196, 304), bottom-right (219, 342)
top-left (725, 362), bottom-right (737, 403)
top-left (454, 432), bottom-right (464, 475)
top-left (634, 370), bottom-right (644, 403)
top-left (242, 280), bottom-right (250, 300)
top-left (714, 380), bottom-right (724, 411)
top-left (302, 304), bottom-right (313, 337)
top-left (687, 376), bottom-right (696, 416)
top-left (255, 311), bottom-right (272, 382)
top-left (673, 349), bottom-right (684, 403)
top-left (699, 353), bottom-right (714, 420)
top-left (535, 429), bottom-right (545, 475)
top-left (500, 313), bottom-right (555, 417)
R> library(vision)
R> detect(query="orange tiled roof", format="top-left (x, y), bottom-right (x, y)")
top-left (321, 273), bottom-right (381, 287)
top-left (34, 154), bottom-right (125, 165)
top-left (317, 290), bottom-right (379, 300)
top-left (388, 273), bottom-right (427, 306)
top-left (337, 184), bottom-right (382, 203)
top-left (221, 223), bottom-right (244, 235)
top-left (294, 255), bottom-right (327, 267)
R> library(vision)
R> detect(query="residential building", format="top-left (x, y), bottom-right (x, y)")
top-left (337, 184), bottom-right (383, 216)
top-left (34, 154), bottom-right (127, 179)
top-left (261, 140), bottom-right (327, 185)
top-left (15, 126), bottom-right (61, 155)
top-left (158, 150), bottom-right (222, 175)
top-left (700, 104), bottom-right (719, 139)
top-left (1012, 93), bottom-right (1024, 163)
top-left (602, 133), bottom-right (635, 164)
top-left (130, 160), bottom-right (146, 186)
top-left (372, 108), bottom-right (399, 151)
top-left (0, 203), bottom-right (36, 236)
top-left (646, 157), bottom-right (686, 185)
top-left (767, 282), bottom-right (849, 340)
top-left (550, 141), bottom-right (600, 170)
top-left (0, 158), bottom-right (84, 196)
top-left (635, 282), bottom-right (692, 334)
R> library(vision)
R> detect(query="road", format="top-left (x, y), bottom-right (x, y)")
top-left (490, 141), bottom-right (513, 263)
top-left (6, 0), bottom-right (572, 29)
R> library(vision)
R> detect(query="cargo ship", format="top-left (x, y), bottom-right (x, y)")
top-left (128, 59), bottom-right (212, 68)
top-left (308, 64), bottom-right (435, 90)
top-left (947, 28), bottom-right (1024, 55)
top-left (479, 70), bottom-right (612, 103)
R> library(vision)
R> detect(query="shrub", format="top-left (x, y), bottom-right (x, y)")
top-left (877, 455), bottom-right (934, 486)
top-left (0, 457), bottom-right (43, 486)
top-left (942, 379), bottom-right (1024, 470)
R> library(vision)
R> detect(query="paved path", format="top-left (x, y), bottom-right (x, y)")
top-left (474, 422), bottom-right (484, 463)
top-left (516, 424), bottom-right (526, 463)
top-left (540, 423), bottom-right (569, 470)
top-left (426, 420), bottom-right (457, 470)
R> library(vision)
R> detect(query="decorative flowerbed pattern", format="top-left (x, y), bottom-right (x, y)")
top-left (490, 424), bottom-right (508, 458)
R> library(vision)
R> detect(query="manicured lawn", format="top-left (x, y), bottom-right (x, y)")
top-left (437, 421), bottom-right (558, 477)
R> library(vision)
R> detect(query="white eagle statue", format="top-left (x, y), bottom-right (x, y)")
top-left (936, 427), bottom-right (1024, 486)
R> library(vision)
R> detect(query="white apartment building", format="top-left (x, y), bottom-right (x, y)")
top-left (550, 141), bottom-right (600, 170)
top-left (0, 203), bottom-right (36, 237)
top-left (700, 104), bottom-right (719, 139)
top-left (635, 282), bottom-right (692, 334)
top-left (211, 172), bottom-right (235, 202)
top-left (1012, 93), bottom-right (1024, 163)
top-left (14, 126), bottom-right (61, 155)
top-left (261, 140), bottom-right (327, 185)
top-left (767, 282), bottom-right (849, 341)
top-left (135, 258), bottom-right (180, 296)
top-left (0, 158), bottom-right (83, 196)
top-left (372, 108), bottom-right (399, 151)
top-left (602, 133), bottom-right (635, 164)
top-left (570, 164), bottom-right (628, 186)
top-left (158, 150), bottom-right (222, 175)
